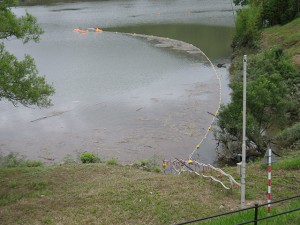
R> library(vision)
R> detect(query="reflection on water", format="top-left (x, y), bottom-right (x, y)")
top-left (106, 24), bottom-right (235, 60)
top-left (0, 0), bottom-right (235, 164)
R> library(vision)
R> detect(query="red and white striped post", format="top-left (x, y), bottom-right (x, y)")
top-left (267, 148), bottom-right (272, 216)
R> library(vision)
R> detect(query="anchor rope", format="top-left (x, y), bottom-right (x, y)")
top-left (164, 159), bottom-right (241, 190)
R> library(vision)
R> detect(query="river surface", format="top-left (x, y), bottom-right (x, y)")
top-left (1, 0), bottom-right (236, 164)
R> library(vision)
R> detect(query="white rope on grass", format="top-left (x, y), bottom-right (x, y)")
top-left (196, 162), bottom-right (241, 189)
top-left (164, 159), bottom-right (241, 190)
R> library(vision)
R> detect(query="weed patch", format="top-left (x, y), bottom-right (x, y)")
top-left (9, 180), bottom-right (17, 188)
top-left (106, 158), bottom-right (118, 165)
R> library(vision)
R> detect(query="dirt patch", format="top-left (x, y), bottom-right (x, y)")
top-left (261, 32), bottom-right (282, 49)
top-left (292, 54), bottom-right (300, 69)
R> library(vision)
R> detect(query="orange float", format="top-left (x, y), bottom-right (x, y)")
top-left (73, 28), bottom-right (102, 33)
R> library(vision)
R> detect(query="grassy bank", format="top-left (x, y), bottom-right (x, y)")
top-left (261, 17), bottom-right (300, 69)
top-left (0, 152), bottom-right (299, 224)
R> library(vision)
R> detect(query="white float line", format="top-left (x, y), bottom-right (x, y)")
top-left (188, 49), bottom-right (222, 160)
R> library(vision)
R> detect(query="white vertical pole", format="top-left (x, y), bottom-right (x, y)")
top-left (267, 147), bottom-right (272, 216)
top-left (241, 55), bottom-right (247, 209)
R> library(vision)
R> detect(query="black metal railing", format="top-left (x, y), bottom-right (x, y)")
top-left (175, 195), bottom-right (300, 225)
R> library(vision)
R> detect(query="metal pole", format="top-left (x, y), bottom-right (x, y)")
top-left (241, 55), bottom-right (247, 208)
top-left (254, 203), bottom-right (259, 225)
top-left (267, 147), bottom-right (272, 216)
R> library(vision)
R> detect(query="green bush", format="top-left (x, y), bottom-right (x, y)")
top-left (152, 166), bottom-right (162, 173)
top-left (106, 158), bottom-right (118, 165)
top-left (232, 4), bottom-right (262, 49)
top-left (261, 0), bottom-right (300, 26)
top-left (80, 152), bottom-right (98, 163)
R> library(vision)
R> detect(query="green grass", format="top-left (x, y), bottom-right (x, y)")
top-left (0, 153), bottom-right (44, 169)
top-left (262, 17), bottom-right (300, 67)
top-left (260, 151), bottom-right (300, 170)
top-left (198, 198), bottom-right (300, 225)
top-left (0, 157), bottom-right (299, 225)
top-left (23, 160), bottom-right (43, 167)
top-left (9, 180), bottom-right (17, 189)
top-left (272, 158), bottom-right (300, 170)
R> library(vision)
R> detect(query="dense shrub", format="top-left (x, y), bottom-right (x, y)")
top-left (232, 4), bottom-right (262, 49)
top-left (261, 0), bottom-right (300, 26)
top-left (216, 49), bottom-right (300, 161)
top-left (80, 152), bottom-right (98, 163)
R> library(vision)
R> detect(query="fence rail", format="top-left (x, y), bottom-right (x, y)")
top-left (174, 195), bottom-right (300, 225)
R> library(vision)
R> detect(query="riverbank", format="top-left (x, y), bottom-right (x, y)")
top-left (0, 150), bottom-right (299, 224)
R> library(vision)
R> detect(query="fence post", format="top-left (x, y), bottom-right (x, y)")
top-left (267, 148), bottom-right (272, 216)
top-left (254, 203), bottom-right (259, 225)
top-left (241, 55), bottom-right (247, 209)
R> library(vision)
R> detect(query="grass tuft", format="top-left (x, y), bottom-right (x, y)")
top-left (24, 160), bottom-right (43, 167)
top-left (9, 180), bottom-right (17, 188)
top-left (31, 180), bottom-right (48, 191)
top-left (106, 158), bottom-right (118, 165)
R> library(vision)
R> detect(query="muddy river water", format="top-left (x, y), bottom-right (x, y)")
top-left (1, 0), bottom-right (236, 164)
